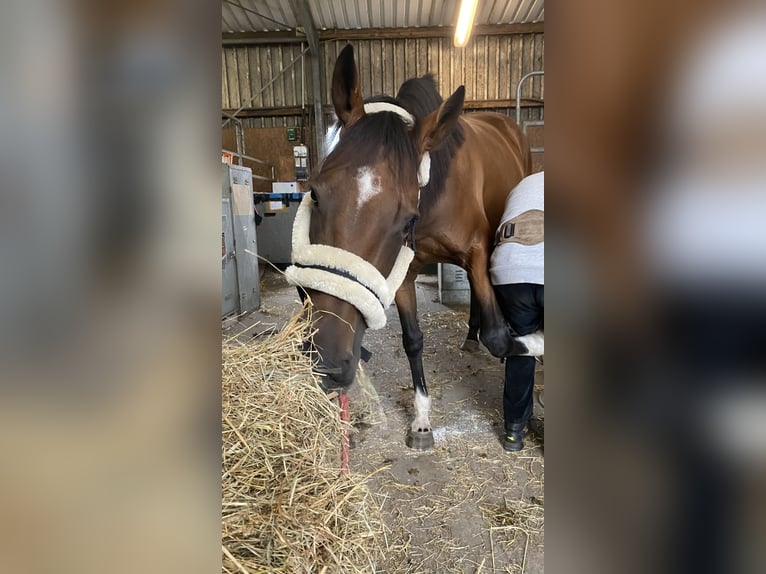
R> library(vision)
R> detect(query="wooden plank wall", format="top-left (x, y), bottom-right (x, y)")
top-left (222, 32), bottom-right (544, 129)
top-left (222, 43), bottom-right (311, 116)
top-left (222, 127), bottom-right (315, 192)
top-left (222, 32), bottom-right (544, 171)
top-left (319, 35), bottom-right (544, 108)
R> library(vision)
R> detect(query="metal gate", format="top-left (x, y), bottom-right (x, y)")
top-left (516, 70), bottom-right (544, 170)
top-left (221, 163), bottom-right (260, 318)
top-left (222, 207), bottom-right (238, 317)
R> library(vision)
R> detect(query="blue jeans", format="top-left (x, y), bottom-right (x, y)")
top-left (494, 283), bottom-right (544, 433)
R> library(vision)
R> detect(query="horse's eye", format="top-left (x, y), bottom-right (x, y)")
top-left (309, 187), bottom-right (318, 203)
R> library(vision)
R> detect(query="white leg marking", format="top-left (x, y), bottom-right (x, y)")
top-left (411, 390), bottom-right (432, 432)
top-left (515, 331), bottom-right (544, 356)
top-left (356, 167), bottom-right (381, 209)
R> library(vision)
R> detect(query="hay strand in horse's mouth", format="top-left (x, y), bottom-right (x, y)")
top-left (221, 308), bottom-right (383, 573)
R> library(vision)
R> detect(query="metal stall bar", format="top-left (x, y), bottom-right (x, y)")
top-left (516, 70), bottom-right (545, 125)
top-left (515, 71), bottom-right (544, 155)
top-left (222, 149), bottom-right (277, 182)
top-left (222, 113), bottom-right (247, 164)
top-left (523, 121), bottom-right (545, 153)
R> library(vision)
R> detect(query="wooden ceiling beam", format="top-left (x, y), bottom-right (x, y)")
top-left (318, 23), bottom-right (544, 40)
top-left (222, 99), bottom-right (544, 119)
top-left (222, 22), bottom-right (544, 45)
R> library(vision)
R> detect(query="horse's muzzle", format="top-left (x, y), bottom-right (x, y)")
top-left (303, 341), bottom-right (357, 391)
top-left (315, 358), bottom-right (356, 392)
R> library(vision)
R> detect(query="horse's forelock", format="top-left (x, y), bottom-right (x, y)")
top-left (319, 81), bottom-right (463, 219)
top-left (321, 103), bottom-right (420, 183)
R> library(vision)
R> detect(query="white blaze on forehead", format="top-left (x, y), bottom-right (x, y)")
top-left (356, 166), bottom-right (382, 208)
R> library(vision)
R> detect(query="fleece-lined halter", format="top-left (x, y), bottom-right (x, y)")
top-left (285, 102), bottom-right (429, 329)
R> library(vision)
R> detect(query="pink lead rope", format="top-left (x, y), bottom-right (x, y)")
top-left (338, 392), bottom-right (350, 475)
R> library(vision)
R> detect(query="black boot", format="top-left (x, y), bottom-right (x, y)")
top-left (503, 423), bottom-right (526, 452)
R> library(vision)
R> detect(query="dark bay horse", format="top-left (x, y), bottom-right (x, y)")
top-left (291, 44), bottom-right (531, 448)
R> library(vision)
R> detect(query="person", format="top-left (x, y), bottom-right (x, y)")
top-left (489, 171), bottom-right (544, 451)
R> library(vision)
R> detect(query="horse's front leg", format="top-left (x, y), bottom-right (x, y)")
top-left (460, 287), bottom-right (482, 353)
top-left (395, 274), bottom-right (434, 450)
top-left (465, 247), bottom-right (514, 358)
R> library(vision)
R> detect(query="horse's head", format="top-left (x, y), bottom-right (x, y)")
top-left (294, 44), bottom-right (465, 390)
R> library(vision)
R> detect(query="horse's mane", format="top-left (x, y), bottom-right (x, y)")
top-left (395, 75), bottom-right (465, 217)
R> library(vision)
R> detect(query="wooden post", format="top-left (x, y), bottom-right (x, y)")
top-left (288, 0), bottom-right (325, 166)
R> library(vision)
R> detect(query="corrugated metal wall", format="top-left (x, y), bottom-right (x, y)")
top-left (222, 33), bottom-right (544, 129)
top-left (222, 0), bottom-right (544, 33)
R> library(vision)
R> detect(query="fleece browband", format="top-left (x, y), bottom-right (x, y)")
top-left (285, 194), bottom-right (415, 330)
top-left (363, 102), bottom-right (415, 126)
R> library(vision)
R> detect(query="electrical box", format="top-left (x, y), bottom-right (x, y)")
top-left (438, 263), bottom-right (471, 305)
top-left (293, 144), bottom-right (309, 181)
top-left (272, 181), bottom-right (298, 194)
top-left (254, 181), bottom-right (303, 267)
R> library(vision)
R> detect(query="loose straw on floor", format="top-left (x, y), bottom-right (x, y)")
top-left (222, 309), bottom-right (383, 573)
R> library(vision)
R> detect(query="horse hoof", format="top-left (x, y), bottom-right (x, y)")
top-left (460, 339), bottom-right (481, 354)
top-left (406, 429), bottom-right (434, 450)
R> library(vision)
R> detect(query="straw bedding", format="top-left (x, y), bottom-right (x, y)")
top-left (221, 312), bottom-right (382, 573)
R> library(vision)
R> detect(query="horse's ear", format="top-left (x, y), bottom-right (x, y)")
top-left (331, 44), bottom-right (365, 127)
top-left (417, 85), bottom-right (465, 153)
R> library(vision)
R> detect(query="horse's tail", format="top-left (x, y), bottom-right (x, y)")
top-left (520, 121), bottom-right (533, 176)
top-left (525, 135), bottom-right (533, 176)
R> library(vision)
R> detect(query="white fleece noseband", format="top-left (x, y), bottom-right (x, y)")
top-left (285, 194), bottom-right (414, 330)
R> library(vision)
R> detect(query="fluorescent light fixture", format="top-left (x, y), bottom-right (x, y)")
top-left (454, 0), bottom-right (479, 47)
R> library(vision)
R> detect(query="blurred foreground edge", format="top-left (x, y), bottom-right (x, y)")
top-left (547, 2), bottom-right (766, 574)
top-left (0, 2), bottom-right (220, 574)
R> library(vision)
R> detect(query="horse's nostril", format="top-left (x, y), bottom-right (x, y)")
top-left (314, 353), bottom-right (356, 391)
top-left (313, 354), bottom-right (353, 377)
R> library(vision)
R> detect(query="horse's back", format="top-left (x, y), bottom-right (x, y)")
top-left (460, 112), bottom-right (531, 230)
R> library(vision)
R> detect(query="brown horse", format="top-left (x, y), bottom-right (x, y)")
top-left (291, 44), bottom-right (531, 449)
